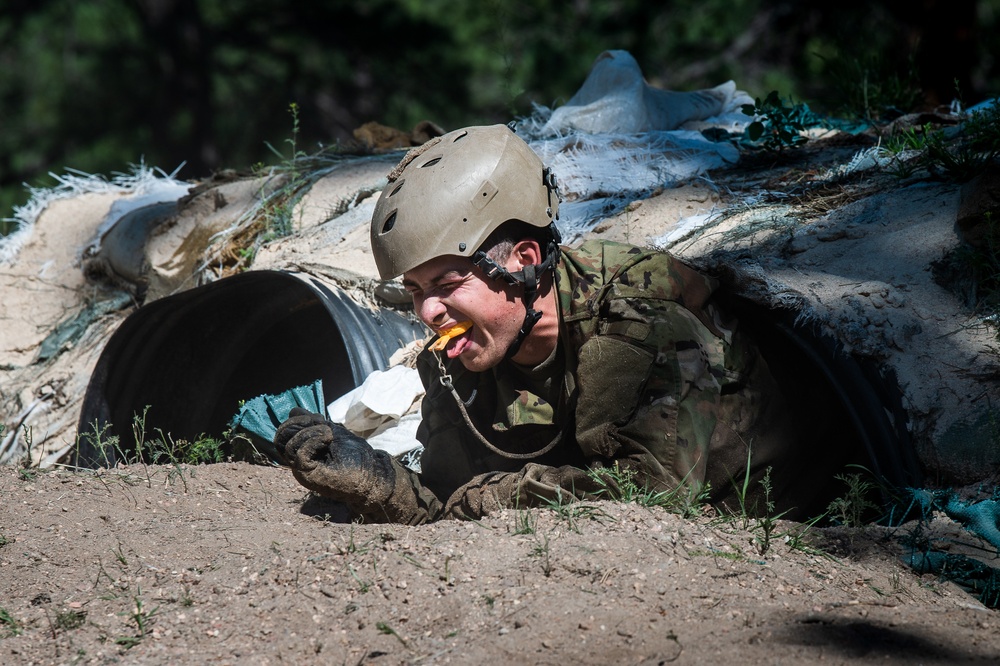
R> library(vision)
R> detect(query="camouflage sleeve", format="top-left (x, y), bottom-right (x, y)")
top-left (351, 460), bottom-right (445, 525)
top-left (440, 463), bottom-right (606, 518)
top-left (573, 300), bottom-right (804, 523)
top-left (572, 280), bottom-right (747, 499)
top-left (558, 242), bottom-right (732, 495)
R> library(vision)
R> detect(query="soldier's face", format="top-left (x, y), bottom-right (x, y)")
top-left (403, 254), bottom-right (524, 372)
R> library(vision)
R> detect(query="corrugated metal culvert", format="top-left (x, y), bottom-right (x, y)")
top-left (75, 270), bottom-right (424, 467)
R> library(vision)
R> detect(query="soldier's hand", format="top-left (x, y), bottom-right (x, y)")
top-left (274, 407), bottom-right (331, 466)
top-left (274, 408), bottom-right (397, 507)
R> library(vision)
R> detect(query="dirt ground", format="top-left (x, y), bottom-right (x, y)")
top-left (1, 462), bottom-right (998, 665)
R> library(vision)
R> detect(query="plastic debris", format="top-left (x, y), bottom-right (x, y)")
top-left (532, 50), bottom-right (746, 136)
top-left (230, 379), bottom-right (326, 445)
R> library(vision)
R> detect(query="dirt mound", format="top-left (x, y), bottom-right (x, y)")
top-left (1, 463), bottom-right (996, 665)
top-left (586, 134), bottom-right (1000, 485)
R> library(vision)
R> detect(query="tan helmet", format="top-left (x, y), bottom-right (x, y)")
top-left (370, 124), bottom-right (559, 279)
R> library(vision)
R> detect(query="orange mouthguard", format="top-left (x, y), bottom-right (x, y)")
top-left (428, 320), bottom-right (473, 352)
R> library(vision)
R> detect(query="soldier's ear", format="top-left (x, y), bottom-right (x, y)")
top-left (510, 239), bottom-right (543, 269)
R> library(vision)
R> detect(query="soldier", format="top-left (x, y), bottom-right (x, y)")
top-left (275, 124), bottom-right (836, 524)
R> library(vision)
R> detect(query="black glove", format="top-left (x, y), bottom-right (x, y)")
top-left (272, 407), bottom-right (328, 465)
top-left (274, 408), bottom-right (398, 510)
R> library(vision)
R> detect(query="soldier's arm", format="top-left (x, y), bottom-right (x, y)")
top-left (572, 297), bottom-right (738, 496)
top-left (438, 463), bottom-right (606, 518)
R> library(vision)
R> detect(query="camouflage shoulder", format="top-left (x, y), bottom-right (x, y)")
top-left (557, 239), bottom-right (644, 299)
top-left (610, 248), bottom-right (718, 308)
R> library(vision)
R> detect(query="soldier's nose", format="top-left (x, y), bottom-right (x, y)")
top-left (418, 296), bottom-right (447, 328)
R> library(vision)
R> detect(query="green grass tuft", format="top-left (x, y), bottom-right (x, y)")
top-left (587, 462), bottom-right (709, 519)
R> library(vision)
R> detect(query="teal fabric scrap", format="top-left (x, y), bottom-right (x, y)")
top-left (899, 488), bottom-right (1000, 551)
top-left (36, 292), bottom-right (132, 363)
top-left (941, 495), bottom-right (1000, 551)
top-left (229, 379), bottom-right (325, 444)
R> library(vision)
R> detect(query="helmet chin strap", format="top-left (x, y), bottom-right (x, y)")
top-left (471, 233), bottom-right (561, 360)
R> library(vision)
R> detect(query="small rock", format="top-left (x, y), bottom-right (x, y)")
top-left (913, 306), bottom-right (943, 321)
top-left (787, 237), bottom-right (813, 254)
top-left (817, 229), bottom-right (847, 242)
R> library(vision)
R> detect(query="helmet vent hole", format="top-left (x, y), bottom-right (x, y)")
top-left (420, 157), bottom-right (442, 168)
top-left (452, 131), bottom-right (468, 143)
top-left (381, 212), bottom-right (397, 234)
top-left (389, 181), bottom-right (404, 197)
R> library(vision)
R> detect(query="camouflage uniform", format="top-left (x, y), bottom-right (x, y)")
top-left (377, 239), bottom-right (804, 523)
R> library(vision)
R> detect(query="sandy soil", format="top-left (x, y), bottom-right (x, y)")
top-left (1, 463), bottom-right (997, 666)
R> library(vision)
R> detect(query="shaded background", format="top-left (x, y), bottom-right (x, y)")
top-left (1, 0), bottom-right (997, 226)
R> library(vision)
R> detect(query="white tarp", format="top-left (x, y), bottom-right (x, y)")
top-left (518, 50), bottom-right (751, 239)
top-left (0, 163), bottom-right (189, 265)
top-left (327, 365), bottom-right (425, 463)
top-left (536, 50), bottom-right (744, 135)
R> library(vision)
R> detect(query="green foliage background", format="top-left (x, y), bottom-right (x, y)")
top-left (2, 0), bottom-right (998, 225)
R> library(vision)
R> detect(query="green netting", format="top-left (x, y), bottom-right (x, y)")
top-left (895, 488), bottom-right (1000, 608)
top-left (905, 550), bottom-right (1000, 608)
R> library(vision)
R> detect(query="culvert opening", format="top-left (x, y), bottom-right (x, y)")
top-left (717, 294), bottom-right (923, 519)
top-left (75, 270), bottom-right (424, 467)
